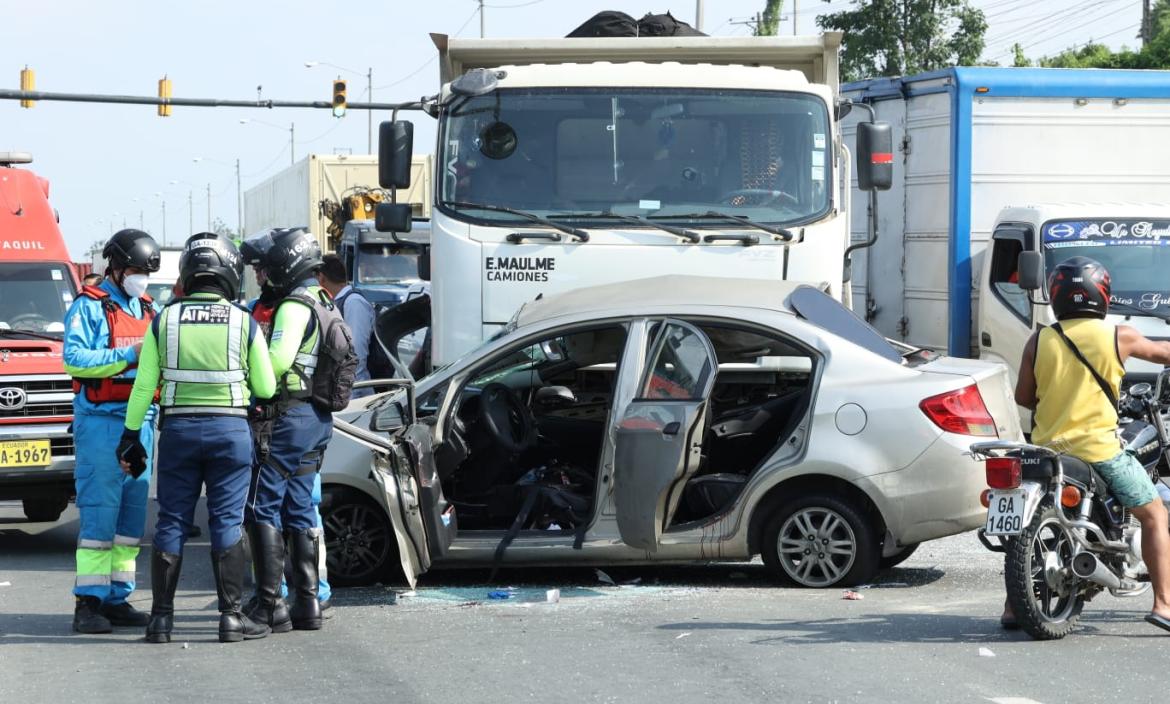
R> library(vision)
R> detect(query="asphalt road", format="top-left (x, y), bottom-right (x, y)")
top-left (2, 500), bottom-right (1169, 704)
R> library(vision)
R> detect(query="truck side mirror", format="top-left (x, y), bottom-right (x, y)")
top-left (856, 121), bottom-right (893, 191)
top-left (378, 120), bottom-right (414, 190)
top-left (417, 246), bottom-right (431, 281)
top-left (1017, 251), bottom-right (1045, 291)
top-left (375, 203), bottom-right (413, 233)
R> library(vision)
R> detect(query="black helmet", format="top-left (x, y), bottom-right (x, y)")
top-left (1048, 256), bottom-right (1111, 320)
top-left (103, 229), bottom-right (161, 273)
top-left (178, 232), bottom-right (244, 300)
top-left (240, 230), bottom-right (276, 268)
top-left (261, 227), bottom-right (323, 293)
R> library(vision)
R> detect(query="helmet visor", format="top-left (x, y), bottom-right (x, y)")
top-left (241, 230), bottom-right (277, 267)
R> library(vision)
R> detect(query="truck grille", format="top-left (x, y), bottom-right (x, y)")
top-left (0, 376), bottom-right (74, 421)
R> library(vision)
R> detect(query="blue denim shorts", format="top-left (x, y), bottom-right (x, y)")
top-left (1092, 451), bottom-right (1159, 509)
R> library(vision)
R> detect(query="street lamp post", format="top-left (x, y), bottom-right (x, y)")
top-left (193, 156), bottom-right (243, 236)
top-left (305, 61), bottom-right (373, 153)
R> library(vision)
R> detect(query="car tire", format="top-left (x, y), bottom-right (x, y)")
top-left (22, 496), bottom-right (68, 523)
top-left (879, 542), bottom-right (919, 570)
top-left (761, 493), bottom-right (879, 588)
top-left (321, 487), bottom-right (397, 587)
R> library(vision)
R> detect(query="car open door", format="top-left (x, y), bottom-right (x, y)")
top-left (333, 408), bottom-right (456, 588)
top-left (613, 320), bottom-right (717, 551)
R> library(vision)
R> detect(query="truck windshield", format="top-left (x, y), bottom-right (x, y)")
top-left (1042, 219), bottom-right (1170, 311)
top-left (358, 246), bottom-right (420, 284)
top-left (0, 262), bottom-right (75, 333)
top-left (440, 88), bottom-right (831, 228)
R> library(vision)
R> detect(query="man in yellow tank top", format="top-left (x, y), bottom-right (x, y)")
top-left (1006, 256), bottom-right (1170, 633)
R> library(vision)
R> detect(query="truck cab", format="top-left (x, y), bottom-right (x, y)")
top-left (0, 152), bottom-right (79, 522)
top-left (336, 219), bottom-right (429, 310)
top-left (979, 204), bottom-right (1170, 404)
top-left (376, 33), bottom-right (891, 368)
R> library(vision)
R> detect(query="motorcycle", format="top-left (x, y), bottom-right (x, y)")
top-left (971, 369), bottom-right (1170, 640)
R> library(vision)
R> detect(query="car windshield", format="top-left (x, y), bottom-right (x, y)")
top-left (1042, 218), bottom-right (1170, 312)
top-left (440, 88), bottom-right (832, 228)
top-left (146, 282), bottom-right (175, 306)
top-left (357, 246), bottom-right (420, 285)
top-left (0, 262), bottom-right (75, 334)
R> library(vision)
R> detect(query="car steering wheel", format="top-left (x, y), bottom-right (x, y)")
top-left (477, 383), bottom-right (536, 454)
top-left (718, 188), bottom-right (800, 208)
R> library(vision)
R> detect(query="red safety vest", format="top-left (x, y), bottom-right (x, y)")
top-left (71, 285), bottom-right (157, 404)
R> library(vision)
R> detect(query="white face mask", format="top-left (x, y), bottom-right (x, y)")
top-left (122, 274), bottom-right (149, 299)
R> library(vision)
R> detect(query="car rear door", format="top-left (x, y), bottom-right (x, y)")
top-left (332, 413), bottom-right (456, 587)
top-left (613, 320), bottom-right (718, 551)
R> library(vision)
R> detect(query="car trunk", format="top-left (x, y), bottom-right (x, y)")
top-left (917, 357), bottom-right (1024, 441)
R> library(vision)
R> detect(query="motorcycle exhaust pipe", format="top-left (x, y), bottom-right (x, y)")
top-left (1071, 552), bottom-right (1121, 590)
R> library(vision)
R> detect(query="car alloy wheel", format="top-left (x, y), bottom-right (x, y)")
top-left (321, 489), bottom-right (393, 587)
top-left (761, 493), bottom-right (879, 588)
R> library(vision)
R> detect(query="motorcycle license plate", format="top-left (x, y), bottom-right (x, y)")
top-left (0, 440), bottom-right (51, 468)
top-left (985, 489), bottom-right (1026, 536)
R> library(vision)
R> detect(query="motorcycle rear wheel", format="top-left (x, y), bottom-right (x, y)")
top-left (1005, 502), bottom-right (1086, 640)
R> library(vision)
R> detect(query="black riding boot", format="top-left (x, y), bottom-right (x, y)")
top-left (243, 523), bottom-right (292, 633)
top-left (211, 539), bottom-right (270, 643)
top-left (73, 596), bottom-right (112, 634)
top-left (145, 550), bottom-right (182, 643)
top-left (289, 528), bottom-right (322, 631)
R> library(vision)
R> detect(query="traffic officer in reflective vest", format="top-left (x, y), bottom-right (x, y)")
top-left (118, 233), bottom-right (278, 644)
top-left (240, 235), bottom-right (332, 614)
top-left (63, 228), bottom-right (160, 634)
top-left (243, 228), bottom-right (334, 632)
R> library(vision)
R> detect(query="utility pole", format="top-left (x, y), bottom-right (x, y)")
top-left (1142, 0), bottom-right (1152, 45)
top-left (695, 0), bottom-right (704, 31)
top-left (793, 0), bottom-right (798, 35)
top-left (367, 67), bottom-right (373, 155)
top-left (236, 158), bottom-right (243, 237)
top-left (206, 183), bottom-right (212, 230)
top-left (161, 201), bottom-right (167, 243)
top-left (139, 210), bottom-right (144, 229)
top-left (290, 123), bottom-right (295, 165)
top-left (479, 0), bottom-right (485, 37)
top-left (188, 190), bottom-right (194, 238)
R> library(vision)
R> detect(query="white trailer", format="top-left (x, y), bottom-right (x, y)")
top-left (841, 67), bottom-right (1170, 359)
top-left (243, 154), bottom-right (432, 249)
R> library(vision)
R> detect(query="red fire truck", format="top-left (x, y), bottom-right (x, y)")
top-left (0, 152), bottom-right (79, 522)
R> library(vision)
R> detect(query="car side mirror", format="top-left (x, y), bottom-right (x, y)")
top-left (378, 120), bottom-right (414, 190)
top-left (535, 385), bottom-right (577, 408)
top-left (856, 121), bottom-right (893, 192)
top-left (1017, 251), bottom-right (1045, 291)
top-left (375, 203), bottom-right (413, 233)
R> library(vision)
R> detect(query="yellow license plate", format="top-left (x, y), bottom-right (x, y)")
top-left (0, 440), bottom-right (51, 468)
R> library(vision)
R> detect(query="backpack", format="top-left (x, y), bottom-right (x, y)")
top-left (638, 11), bottom-right (706, 36)
top-left (335, 289), bottom-right (396, 380)
top-left (285, 289), bottom-right (357, 412)
top-left (566, 10), bottom-right (638, 37)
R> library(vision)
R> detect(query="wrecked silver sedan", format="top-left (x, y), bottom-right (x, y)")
top-left (324, 276), bottom-right (1021, 589)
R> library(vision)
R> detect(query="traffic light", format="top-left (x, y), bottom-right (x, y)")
top-left (157, 75), bottom-right (172, 117)
top-left (332, 79), bottom-right (347, 118)
top-left (19, 66), bottom-right (34, 108)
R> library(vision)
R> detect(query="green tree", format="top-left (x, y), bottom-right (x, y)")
top-left (1011, 43), bottom-right (1030, 68)
top-left (817, 0), bottom-right (988, 81)
top-left (1026, 0), bottom-right (1170, 69)
top-left (210, 217), bottom-right (238, 240)
top-left (756, 0), bottom-right (784, 36)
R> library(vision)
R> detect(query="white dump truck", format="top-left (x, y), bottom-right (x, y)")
top-left (373, 32), bottom-right (893, 368)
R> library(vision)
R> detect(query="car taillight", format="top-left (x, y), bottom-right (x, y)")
top-left (919, 384), bottom-right (998, 437)
top-left (986, 457), bottom-right (1021, 489)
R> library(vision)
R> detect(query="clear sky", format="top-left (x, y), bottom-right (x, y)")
top-left (4, 0), bottom-right (1145, 259)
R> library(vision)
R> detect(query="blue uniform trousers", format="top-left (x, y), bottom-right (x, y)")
top-left (73, 412), bottom-right (154, 603)
top-left (246, 402), bottom-right (332, 533)
top-left (153, 415), bottom-right (252, 554)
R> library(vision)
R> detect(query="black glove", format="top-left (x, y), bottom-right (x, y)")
top-left (116, 428), bottom-right (148, 478)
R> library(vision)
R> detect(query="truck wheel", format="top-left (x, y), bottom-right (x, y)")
top-left (22, 496), bottom-right (68, 523)
top-left (761, 493), bottom-right (879, 588)
top-left (321, 487), bottom-right (397, 587)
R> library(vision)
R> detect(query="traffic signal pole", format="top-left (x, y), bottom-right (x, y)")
top-left (0, 88), bottom-right (425, 113)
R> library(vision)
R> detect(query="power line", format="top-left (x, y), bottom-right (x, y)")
top-left (986, 0), bottom-right (1127, 53)
top-left (483, 0), bottom-right (546, 7)
top-left (372, 6), bottom-right (480, 90)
